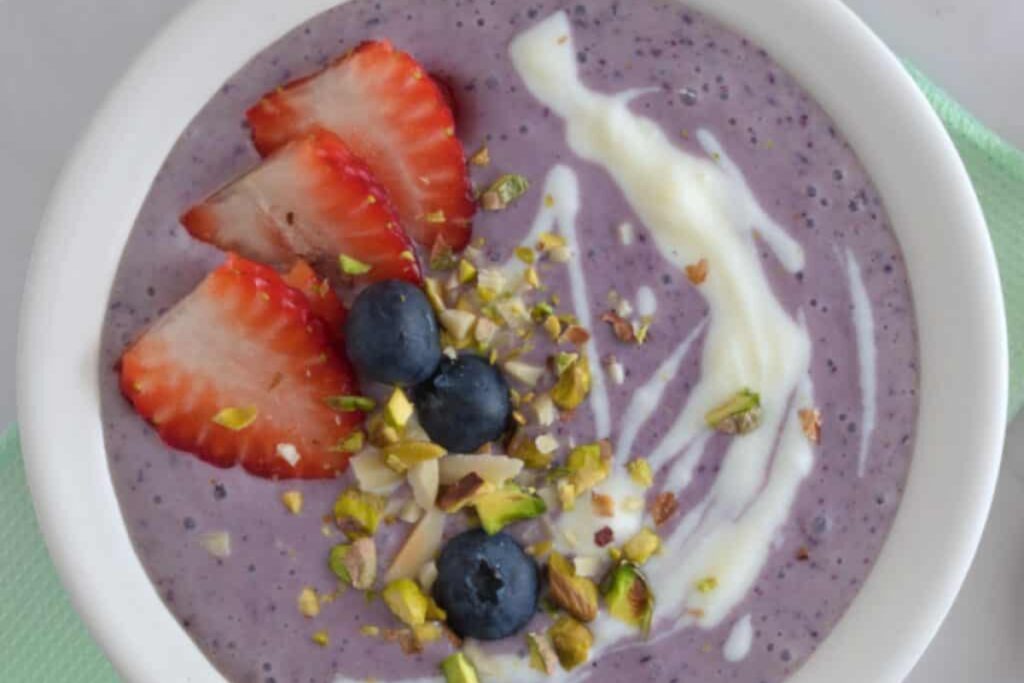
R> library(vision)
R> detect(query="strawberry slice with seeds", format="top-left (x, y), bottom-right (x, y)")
top-left (181, 128), bottom-right (422, 284)
top-left (246, 41), bottom-right (475, 250)
top-left (120, 254), bottom-right (363, 479)
top-left (283, 258), bottom-right (347, 336)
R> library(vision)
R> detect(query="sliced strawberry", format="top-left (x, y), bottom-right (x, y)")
top-left (120, 254), bottom-right (363, 479)
top-left (246, 41), bottom-right (475, 250)
top-left (181, 128), bottom-right (422, 284)
top-left (283, 259), bottom-right (347, 335)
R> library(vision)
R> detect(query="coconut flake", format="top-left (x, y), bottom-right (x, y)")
top-left (504, 360), bottom-right (545, 387)
top-left (535, 434), bottom-right (559, 454)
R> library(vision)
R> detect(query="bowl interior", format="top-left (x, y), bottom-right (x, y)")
top-left (17, 0), bottom-right (1006, 681)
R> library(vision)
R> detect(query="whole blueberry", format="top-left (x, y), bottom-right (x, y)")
top-left (434, 529), bottom-right (539, 640)
top-left (413, 354), bottom-right (511, 452)
top-left (345, 280), bottom-right (441, 386)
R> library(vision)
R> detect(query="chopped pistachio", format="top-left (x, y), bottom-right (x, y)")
top-left (470, 145), bottom-right (491, 167)
top-left (384, 388), bottom-right (415, 430)
top-left (382, 441), bottom-right (447, 473)
top-left (329, 537), bottom-right (377, 590)
top-left (360, 625), bottom-right (381, 637)
top-left (542, 314), bottom-right (562, 340)
top-left (457, 259), bottom-right (478, 284)
top-left (339, 253), bottom-right (373, 276)
top-left (382, 579), bottom-right (430, 627)
top-left (441, 652), bottom-right (480, 683)
top-left (297, 587), bottom-right (321, 618)
top-left (551, 354), bottom-right (591, 411)
top-left (536, 232), bottom-right (567, 252)
top-left (622, 528), bottom-right (661, 565)
top-left (311, 630), bottom-right (330, 647)
top-left (423, 277), bottom-right (447, 313)
top-left (601, 561), bottom-right (655, 634)
top-left (634, 316), bottom-right (652, 344)
top-left (695, 576), bottom-right (719, 594)
top-left (437, 472), bottom-right (490, 512)
top-left (476, 268), bottom-right (507, 297)
top-left (527, 539), bottom-right (554, 558)
top-left (473, 484), bottom-right (547, 534)
top-left (531, 301), bottom-right (555, 322)
top-left (281, 490), bottom-right (304, 515)
top-left (565, 441), bottom-right (611, 494)
top-left (627, 458), bottom-right (654, 488)
top-left (548, 552), bottom-right (600, 622)
top-left (212, 406), bottom-right (258, 431)
top-left (705, 389), bottom-right (762, 434)
top-left (334, 430), bottom-right (366, 453)
top-left (430, 237), bottom-right (458, 271)
top-left (548, 615), bottom-right (593, 670)
top-left (515, 246), bottom-right (536, 265)
top-left (413, 621), bottom-right (443, 645)
top-left (527, 632), bottom-right (559, 674)
top-left (510, 429), bottom-right (555, 469)
top-left (524, 266), bottom-right (542, 289)
top-left (480, 174), bottom-right (530, 211)
top-left (556, 480), bottom-right (578, 511)
top-left (325, 395), bottom-right (376, 412)
top-left (554, 351), bottom-right (579, 376)
top-left (333, 488), bottom-right (386, 537)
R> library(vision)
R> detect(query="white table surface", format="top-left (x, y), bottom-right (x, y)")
top-left (1, 0), bottom-right (1021, 680)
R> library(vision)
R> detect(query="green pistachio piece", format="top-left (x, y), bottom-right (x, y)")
top-left (383, 388), bottom-right (414, 430)
top-left (339, 253), bottom-right (373, 276)
top-left (622, 528), bottom-right (661, 565)
top-left (473, 484), bottom-right (547, 535)
top-left (382, 578), bottom-right (430, 627)
top-left (527, 632), bottom-right (559, 674)
top-left (430, 237), bottom-right (458, 271)
top-left (480, 174), bottom-right (530, 211)
top-left (457, 259), bottom-right (478, 284)
top-left (325, 395), bottom-right (376, 412)
top-left (440, 652), bottom-right (480, 683)
top-left (328, 537), bottom-right (377, 590)
top-left (509, 429), bottom-right (555, 470)
top-left (381, 441), bottom-right (447, 473)
top-left (705, 389), bottom-right (762, 434)
top-left (626, 458), bottom-right (653, 488)
top-left (601, 561), bottom-right (655, 634)
top-left (547, 552), bottom-right (599, 622)
top-left (565, 441), bottom-right (611, 494)
top-left (548, 615), bottom-right (593, 671)
top-left (333, 488), bottom-right (386, 538)
top-left (551, 354), bottom-right (591, 411)
top-left (211, 406), bottom-right (258, 431)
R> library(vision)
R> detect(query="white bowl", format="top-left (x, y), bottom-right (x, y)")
top-left (17, 0), bottom-right (1007, 681)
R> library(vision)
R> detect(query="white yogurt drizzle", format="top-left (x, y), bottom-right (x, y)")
top-left (844, 248), bottom-right (877, 476)
top-left (723, 613), bottom-right (754, 662)
top-left (509, 8), bottom-right (817, 666)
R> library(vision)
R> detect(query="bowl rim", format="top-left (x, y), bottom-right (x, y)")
top-left (17, 0), bottom-right (1007, 681)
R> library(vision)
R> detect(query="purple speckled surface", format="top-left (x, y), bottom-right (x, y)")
top-left (99, 1), bottom-right (918, 681)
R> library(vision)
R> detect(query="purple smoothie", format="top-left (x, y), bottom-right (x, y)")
top-left (99, 1), bottom-right (918, 682)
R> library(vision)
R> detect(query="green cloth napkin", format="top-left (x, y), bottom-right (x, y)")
top-left (2, 66), bottom-right (1022, 683)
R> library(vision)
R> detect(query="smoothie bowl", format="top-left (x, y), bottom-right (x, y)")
top-left (18, 1), bottom-right (1006, 682)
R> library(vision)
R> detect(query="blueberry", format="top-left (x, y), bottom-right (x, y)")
top-left (413, 354), bottom-right (511, 452)
top-left (433, 529), bottom-right (539, 640)
top-left (345, 280), bottom-right (442, 386)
